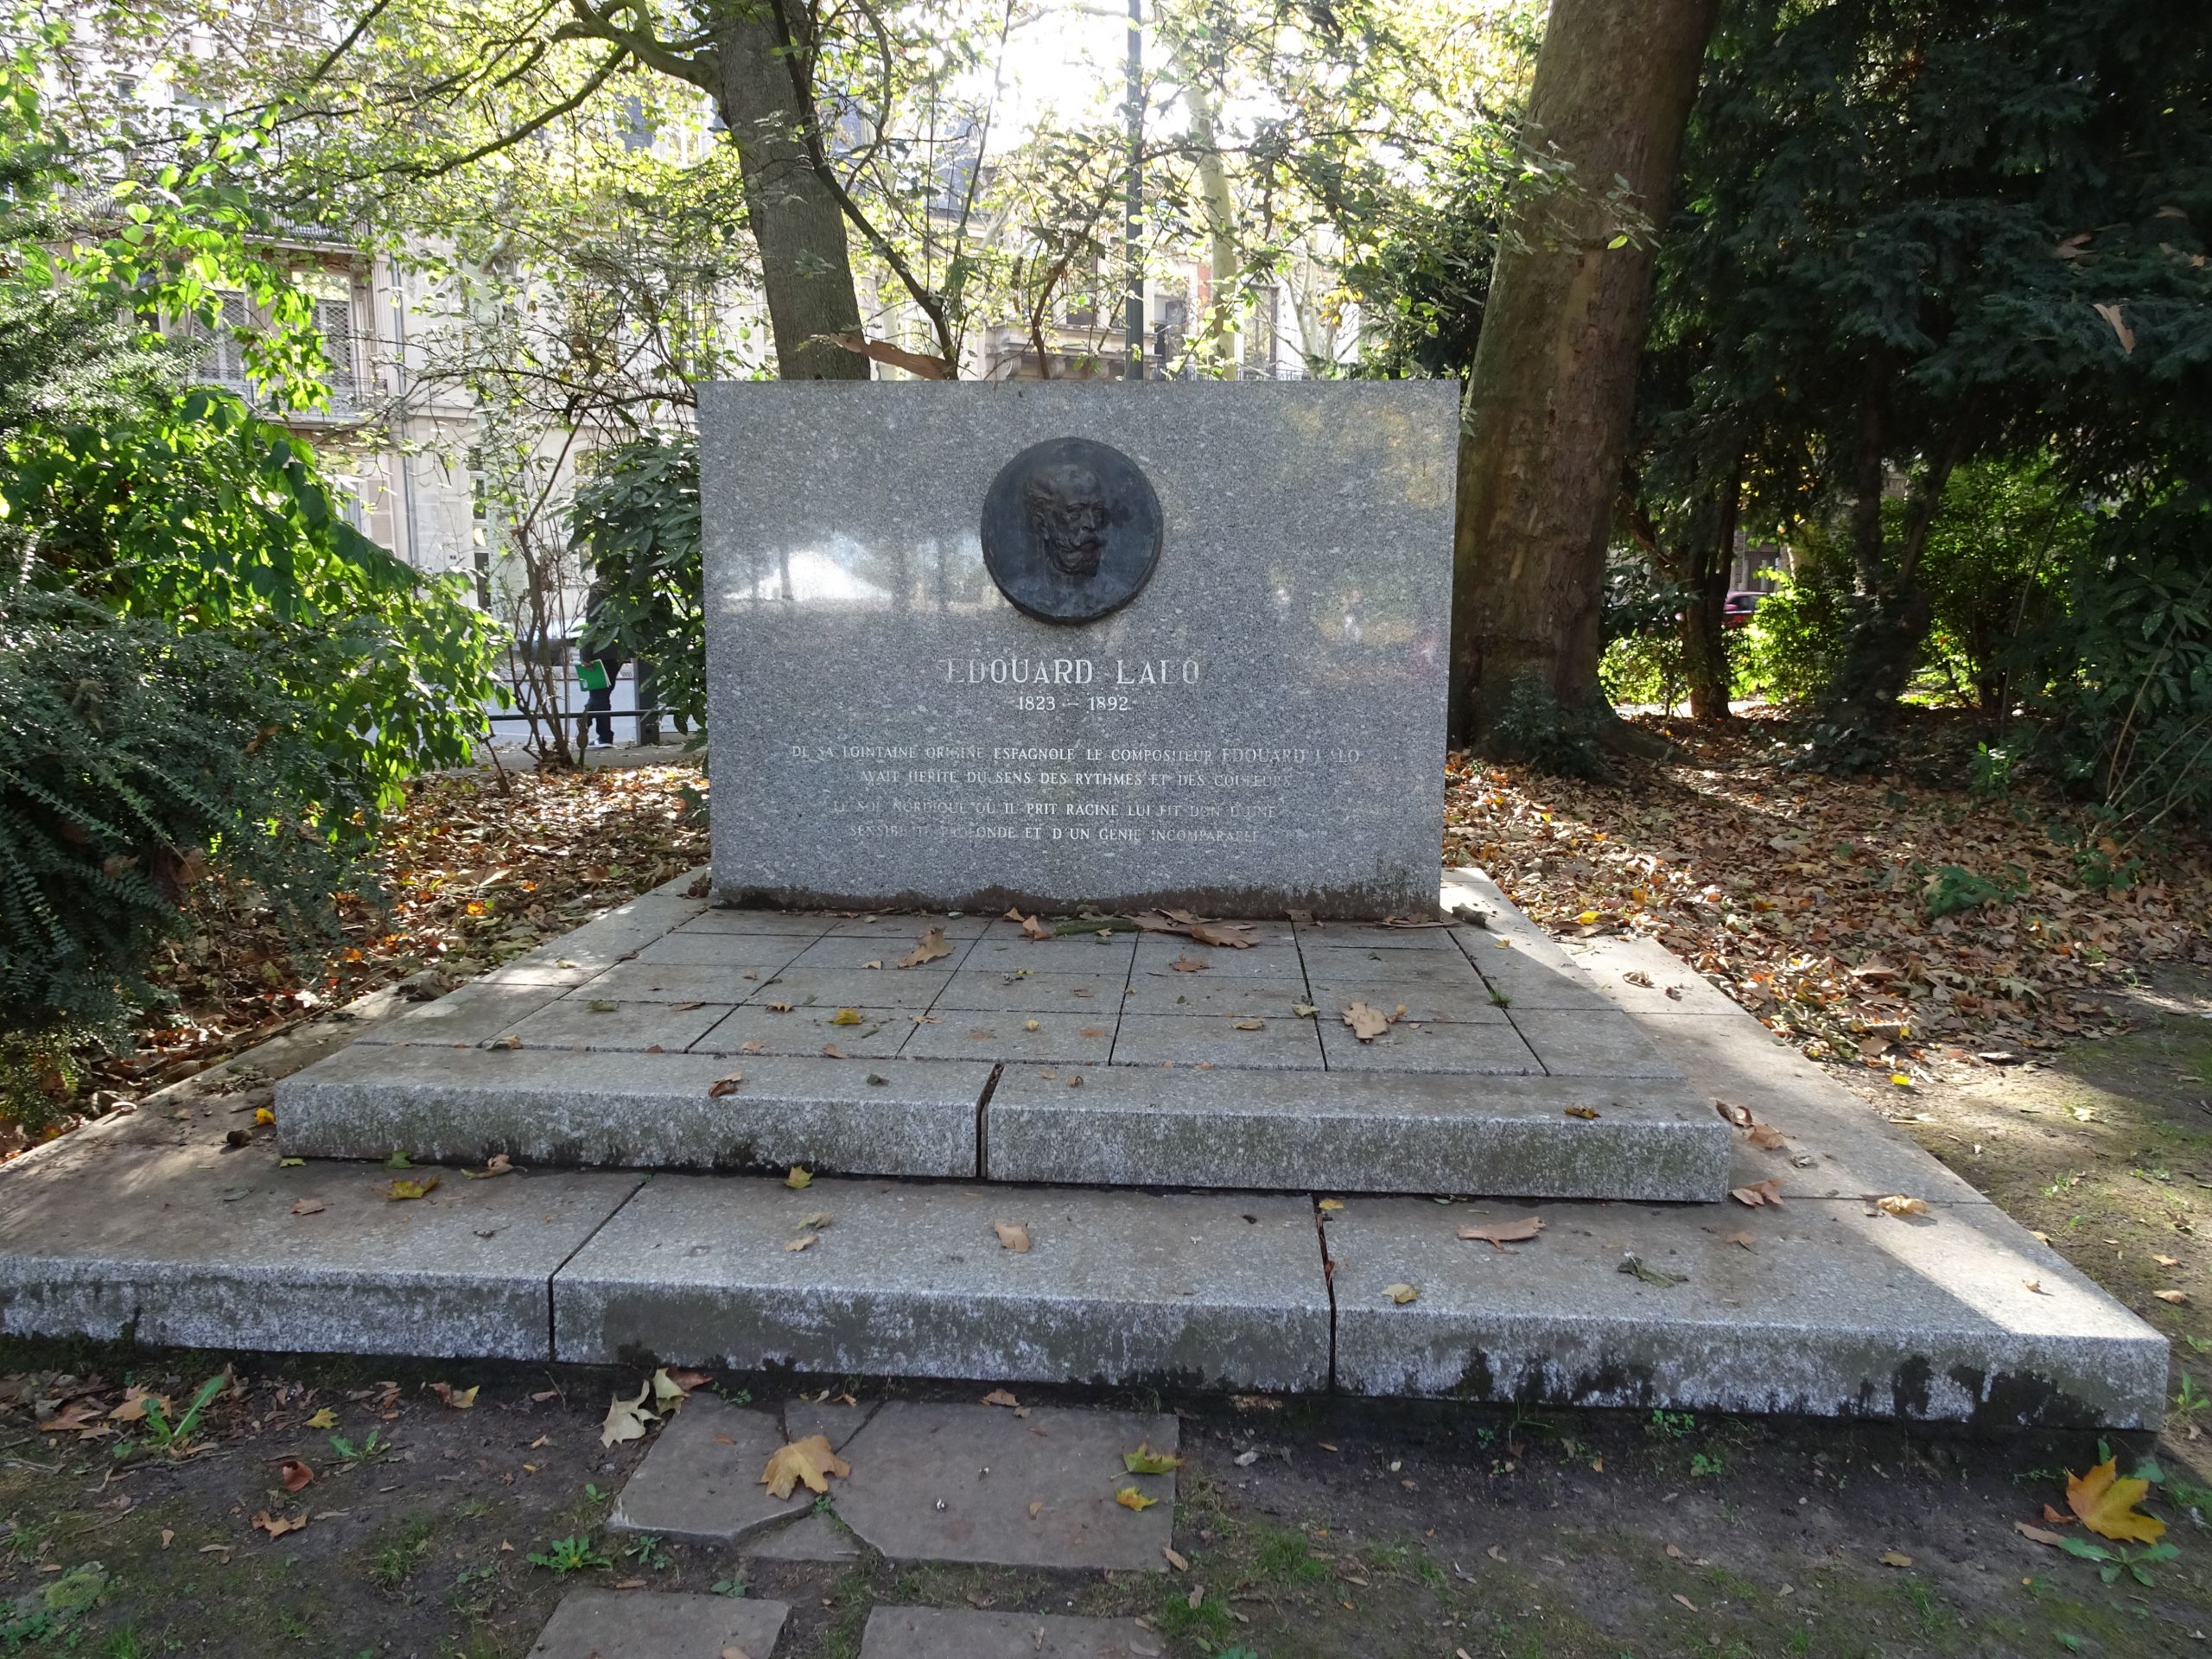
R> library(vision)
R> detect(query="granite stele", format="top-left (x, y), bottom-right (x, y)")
top-left (7, 382), bottom-right (2154, 1431)
top-left (698, 381), bottom-right (1457, 919)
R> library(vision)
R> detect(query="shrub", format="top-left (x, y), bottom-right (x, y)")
top-left (567, 434), bottom-right (705, 735)
top-left (0, 593), bottom-right (365, 1039)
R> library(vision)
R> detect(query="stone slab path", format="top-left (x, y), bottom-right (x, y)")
top-left (858, 1607), bottom-right (1161, 1658)
top-left (0, 868), bottom-right (2166, 1427)
top-left (525, 1589), bottom-right (789, 1659)
top-left (276, 870), bottom-right (1732, 1200)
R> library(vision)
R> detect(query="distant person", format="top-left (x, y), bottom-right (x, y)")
top-left (576, 581), bottom-right (628, 753)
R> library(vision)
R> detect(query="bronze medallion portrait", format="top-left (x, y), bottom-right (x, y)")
top-left (980, 436), bottom-right (1162, 624)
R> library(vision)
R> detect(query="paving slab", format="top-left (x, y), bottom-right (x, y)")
top-left (352, 982), bottom-right (565, 1046)
top-left (552, 1179), bottom-right (1332, 1389)
top-left (499, 997), bottom-right (737, 1053)
top-left (831, 1402), bottom-right (1177, 1569)
top-left (987, 1068), bottom-right (1730, 1198)
top-left (1560, 933), bottom-right (1744, 1016)
top-left (747, 968), bottom-right (956, 1010)
top-left (1467, 950), bottom-right (1618, 1011)
top-left (741, 1511), bottom-right (861, 1562)
top-left (636, 931), bottom-right (816, 969)
top-left (1116, 976), bottom-right (1309, 1018)
top-left (1507, 1008), bottom-right (1683, 1078)
top-left (695, 1006), bottom-right (916, 1059)
top-left (525, 1589), bottom-right (788, 1659)
top-left (784, 1395), bottom-right (880, 1451)
top-left (0, 1135), bottom-right (638, 1358)
top-left (932, 970), bottom-right (1128, 1013)
top-left (676, 908), bottom-right (835, 937)
top-left (783, 935), bottom-right (982, 974)
top-left (1303, 980), bottom-right (1508, 1024)
top-left (859, 1607), bottom-right (1160, 1659)
top-left (1130, 938), bottom-right (1306, 979)
top-left (487, 898), bottom-right (713, 983)
top-left (903, 1017), bottom-right (1116, 1065)
top-left (277, 1046), bottom-right (985, 1175)
top-left (607, 1395), bottom-right (798, 1543)
top-left (1326, 1193), bottom-right (2167, 1427)
top-left (828, 912), bottom-right (996, 939)
top-left (1109, 1013), bottom-right (1325, 1070)
top-left (1317, 1017), bottom-right (1541, 1075)
top-left (563, 961), bottom-right (785, 1005)
top-left (963, 934), bottom-right (1141, 971)
top-left (1299, 942), bottom-right (1482, 984)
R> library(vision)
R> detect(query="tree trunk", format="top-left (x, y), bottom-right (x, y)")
top-left (1682, 462), bottom-right (1740, 720)
top-left (709, 3), bottom-right (868, 380)
top-left (1448, 0), bottom-right (1720, 746)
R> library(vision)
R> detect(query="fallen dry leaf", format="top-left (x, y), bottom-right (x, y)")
top-left (1163, 1545), bottom-right (1190, 1572)
top-left (2024, 1278), bottom-right (2050, 1295)
top-left (829, 1007), bottom-right (864, 1026)
top-left (766, 1001), bottom-right (794, 1013)
top-left (786, 1233), bottom-right (819, 1253)
top-left (1123, 1443), bottom-right (1183, 1475)
top-left (2013, 1520), bottom-right (2067, 1547)
top-left (1170, 953), bottom-right (1210, 974)
top-left (1115, 1486), bottom-right (1158, 1511)
top-left (2156, 1288), bottom-right (2190, 1306)
top-left (1729, 1179), bottom-right (1783, 1208)
top-left (820, 1043), bottom-right (849, 1058)
top-left (601, 1382), bottom-right (656, 1448)
top-left (899, 927), bottom-right (954, 969)
top-left (428, 1382), bottom-right (478, 1410)
top-left (1879, 1550), bottom-right (1912, 1568)
top-left (739, 1039), bottom-right (766, 1053)
top-left (1232, 1018), bottom-right (1265, 1032)
top-left (994, 1221), bottom-right (1033, 1253)
top-left (1382, 1282), bottom-right (1418, 1305)
top-left (276, 1459), bottom-right (314, 1493)
top-left (1622, 969), bottom-right (1655, 988)
top-left (785, 1166), bottom-right (813, 1189)
top-left (1457, 1216), bottom-right (1544, 1251)
top-left (2155, 1254), bottom-right (2183, 1268)
top-left (1875, 1195), bottom-right (1930, 1218)
top-left (1342, 1001), bottom-right (1392, 1041)
top-left (709, 1071), bottom-right (745, 1097)
top-left (1563, 1105), bottom-right (1601, 1120)
top-left (251, 1510), bottom-right (308, 1538)
top-left (982, 1389), bottom-right (1019, 1408)
top-left (289, 1198), bottom-right (325, 1217)
top-left (469, 1153), bottom-right (514, 1179)
top-left (305, 1408), bottom-right (338, 1430)
top-left (1714, 1100), bottom-right (1753, 1128)
top-left (1189, 921), bottom-right (1257, 949)
top-left (1724, 1230), bottom-right (1756, 1249)
top-left (385, 1176), bottom-right (438, 1201)
top-left (761, 1434), bottom-right (850, 1500)
top-left (1745, 1122), bottom-right (1787, 1150)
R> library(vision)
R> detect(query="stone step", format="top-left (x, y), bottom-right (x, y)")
top-left (0, 1141), bottom-right (2164, 1426)
top-left (276, 1045), bottom-right (1731, 1201)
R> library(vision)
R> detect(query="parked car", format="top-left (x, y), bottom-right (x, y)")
top-left (1721, 589), bottom-right (1769, 629)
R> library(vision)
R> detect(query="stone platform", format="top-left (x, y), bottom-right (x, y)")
top-left (0, 869), bottom-right (2168, 1427)
top-left (275, 875), bottom-right (1726, 1202)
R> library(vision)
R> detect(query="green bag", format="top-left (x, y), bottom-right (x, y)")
top-left (575, 658), bottom-right (612, 692)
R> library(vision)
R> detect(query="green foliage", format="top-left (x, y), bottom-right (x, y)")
top-left (1921, 865), bottom-right (2018, 920)
top-left (0, 593), bottom-right (365, 1038)
top-left (0, 49), bottom-right (499, 1051)
top-left (566, 435), bottom-right (705, 735)
top-left (527, 1535), bottom-right (613, 1575)
top-left (1917, 460), bottom-right (2085, 715)
top-left (1485, 676), bottom-right (1607, 779)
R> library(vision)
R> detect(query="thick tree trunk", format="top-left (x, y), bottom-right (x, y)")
top-left (1448, 0), bottom-right (1720, 746)
top-left (709, 3), bottom-right (868, 380)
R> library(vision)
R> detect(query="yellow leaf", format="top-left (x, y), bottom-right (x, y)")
top-left (1875, 1195), bottom-right (1930, 1218)
top-left (1879, 1550), bottom-right (1912, 1568)
top-left (386, 1176), bottom-right (439, 1201)
top-left (1115, 1486), bottom-right (1157, 1511)
top-left (2155, 1288), bottom-right (2190, 1305)
top-left (785, 1166), bottom-right (813, 1189)
top-left (2067, 1458), bottom-right (2166, 1544)
top-left (304, 1408), bottom-right (338, 1430)
top-left (829, 1007), bottom-right (864, 1026)
top-left (1318, 1198), bottom-right (1345, 1212)
top-left (994, 1220), bottom-right (1032, 1253)
top-left (760, 1433), bottom-right (850, 1501)
top-left (1890, 1074), bottom-right (1913, 1088)
top-left (1383, 1282), bottom-right (1418, 1305)
top-left (1122, 1442), bottom-right (1183, 1475)
top-left (1576, 910), bottom-right (1599, 925)
top-left (254, 1107), bottom-right (274, 1126)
